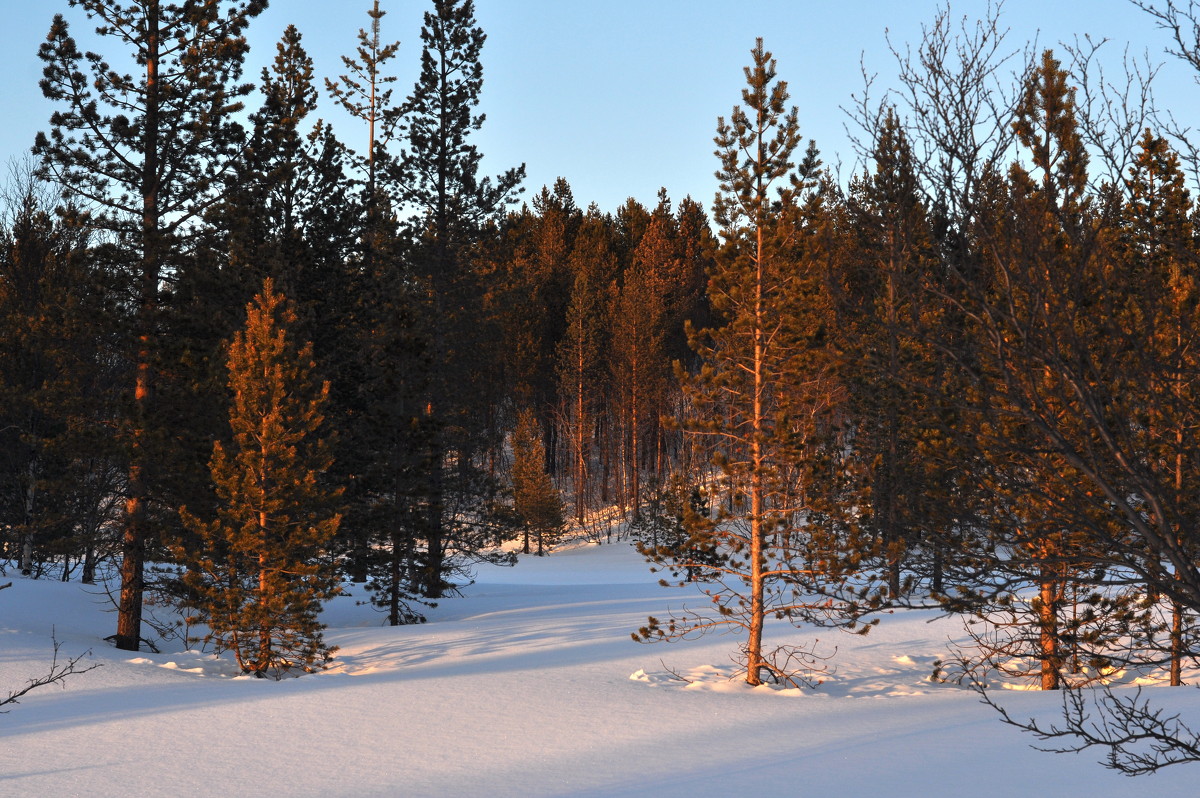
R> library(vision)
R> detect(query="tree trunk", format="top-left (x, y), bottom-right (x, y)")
top-left (20, 458), bottom-right (36, 575)
top-left (257, 546), bottom-right (270, 675)
top-left (116, 0), bottom-right (160, 652)
top-left (745, 191), bottom-right (768, 688)
top-left (422, 423), bottom-right (445, 599)
top-left (1039, 570), bottom-right (1061, 690)
top-left (629, 352), bottom-right (640, 516)
top-left (574, 342), bottom-right (587, 523)
top-left (1171, 595), bottom-right (1184, 687)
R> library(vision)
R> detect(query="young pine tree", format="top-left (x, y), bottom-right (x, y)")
top-left (511, 409), bottom-right (564, 556)
top-left (178, 279), bottom-right (341, 678)
top-left (943, 51), bottom-right (1130, 691)
top-left (836, 110), bottom-right (946, 600)
top-left (1119, 130), bottom-right (1200, 685)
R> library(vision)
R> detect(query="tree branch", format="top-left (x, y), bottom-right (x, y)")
top-left (1, 635), bottom-right (101, 712)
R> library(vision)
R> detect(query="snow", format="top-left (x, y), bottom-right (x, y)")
top-left (3, 541), bottom-right (1200, 796)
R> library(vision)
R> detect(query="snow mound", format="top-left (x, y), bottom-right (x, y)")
top-left (126, 651), bottom-right (246, 678)
top-left (629, 664), bottom-right (811, 695)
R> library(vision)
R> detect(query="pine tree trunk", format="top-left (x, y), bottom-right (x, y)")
top-left (931, 545), bottom-right (944, 595)
top-left (423, 422), bottom-right (445, 598)
top-left (885, 252), bottom-right (903, 599)
top-left (20, 460), bottom-right (35, 575)
top-left (257, 545), bottom-right (270, 675)
top-left (116, 0), bottom-right (160, 652)
top-left (745, 196), bottom-right (768, 688)
top-left (574, 342), bottom-right (587, 523)
top-left (1172, 430), bottom-right (1185, 686)
top-left (82, 545), bottom-right (96, 585)
top-left (1039, 570), bottom-right (1061, 690)
top-left (388, 526), bottom-right (404, 626)
top-left (1171, 594), bottom-right (1184, 687)
top-left (630, 352), bottom-right (640, 517)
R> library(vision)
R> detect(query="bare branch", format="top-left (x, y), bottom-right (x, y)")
top-left (969, 669), bottom-right (1200, 775)
top-left (1, 636), bottom-right (101, 713)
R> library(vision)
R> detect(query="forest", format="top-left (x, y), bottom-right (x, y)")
top-left (10, 0), bottom-right (1200, 770)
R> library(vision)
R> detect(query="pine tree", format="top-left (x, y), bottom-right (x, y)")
top-left (178, 279), bottom-right (341, 678)
top-left (1003, 50), bottom-right (1095, 691)
top-left (0, 174), bottom-right (122, 581)
top-left (612, 203), bottom-right (675, 515)
top-left (166, 25), bottom-right (358, 542)
top-left (325, 0), bottom-right (400, 226)
top-left (934, 51), bottom-right (1140, 690)
top-left (393, 0), bottom-right (524, 598)
top-left (636, 40), bottom-right (859, 687)
top-left (555, 207), bottom-right (616, 522)
top-left (511, 409), bottom-right (564, 556)
top-left (36, 0), bottom-right (268, 651)
top-left (836, 110), bottom-right (947, 600)
top-left (1118, 130), bottom-right (1200, 685)
top-left (500, 182), bottom-right (578, 430)
top-left (351, 210), bottom-right (437, 625)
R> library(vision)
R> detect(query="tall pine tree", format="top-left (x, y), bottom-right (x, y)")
top-left (36, 0), bottom-right (268, 651)
top-left (392, 0), bottom-right (524, 598)
top-left (637, 40), bottom-right (860, 687)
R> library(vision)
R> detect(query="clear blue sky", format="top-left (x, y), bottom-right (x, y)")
top-left (1, 0), bottom-right (1195, 215)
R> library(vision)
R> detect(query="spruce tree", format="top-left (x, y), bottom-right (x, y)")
top-left (178, 279), bottom-right (341, 677)
top-left (36, 0), bottom-right (268, 651)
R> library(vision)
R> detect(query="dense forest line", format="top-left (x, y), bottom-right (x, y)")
top-left (11, 2), bottom-right (1200, 764)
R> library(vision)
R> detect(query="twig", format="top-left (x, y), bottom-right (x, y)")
top-left (659, 659), bottom-right (693, 683)
top-left (967, 668), bottom-right (1200, 775)
top-left (1, 634), bottom-right (102, 712)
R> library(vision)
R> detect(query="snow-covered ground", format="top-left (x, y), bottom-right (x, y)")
top-left (2, 541), bottom-right (1199, 796)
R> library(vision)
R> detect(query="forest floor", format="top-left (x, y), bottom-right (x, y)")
top-left (1, 539), bottom-right (1198, 796)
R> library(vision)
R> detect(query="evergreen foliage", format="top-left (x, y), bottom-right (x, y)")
top-left (636, 39), bottom-right (869, 688)
top-left (0, 174), bottom-right (122, 583)
top-left (325, 0), bottom-right (401, 211)
top-left (392, 0), bottom-right (525, 599)
top-left (555, 206), bottom-right (616, 522)
top-left (35, 0), bottom-right (268, 651)
top-left (178, 279), bottom-right (341, 678)
top-left (21, 6), bottom-right (1200, 762)
top-left (511, 409), bottom-right (564, 556)
top-left (834, 110), bottom-right (948, 600)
